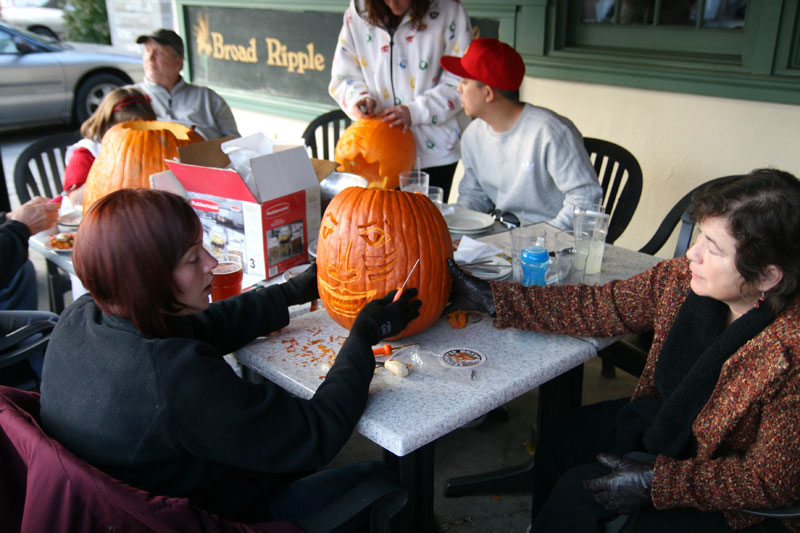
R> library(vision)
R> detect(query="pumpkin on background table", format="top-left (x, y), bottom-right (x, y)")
top-left (82, 120), bottom-right (204, 212)
top-left (316, 186), bottom-right (452, 340)
top-left (334, 118), bottom-right (416, 190)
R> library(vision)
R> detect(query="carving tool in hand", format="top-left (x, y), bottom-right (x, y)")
top-left (392, 258), bottom-right (420, 302)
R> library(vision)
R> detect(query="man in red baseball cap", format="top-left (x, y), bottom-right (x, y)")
top-left (440, 38), bottom-right (601, 230)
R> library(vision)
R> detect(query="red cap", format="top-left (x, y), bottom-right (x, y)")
top-left (440, 38), bottom-right (525, 92)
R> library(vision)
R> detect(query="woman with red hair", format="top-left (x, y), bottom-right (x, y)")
top-left (39, 188), bottom-right (421, 527)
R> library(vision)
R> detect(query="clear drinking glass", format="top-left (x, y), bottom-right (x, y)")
top-left (510, 226), bottom-right (546, 284)
top-left (399, 170), bottom-right (429, 195)
top-left (427, 186), bottom-right (444, 211)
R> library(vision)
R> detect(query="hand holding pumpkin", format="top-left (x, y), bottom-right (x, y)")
top-left (381, 105), bottom-right (411, 131)
top-left (350, 288), bottom-right (422, 345)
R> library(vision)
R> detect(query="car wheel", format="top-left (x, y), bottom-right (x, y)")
top-left (28, 25), bottom-right (59, 41)
top-left (74, 73), bottom-right (128, 124)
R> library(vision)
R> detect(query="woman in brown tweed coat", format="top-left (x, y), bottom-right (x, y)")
top-left (447, 169), bottom-right (800, 532)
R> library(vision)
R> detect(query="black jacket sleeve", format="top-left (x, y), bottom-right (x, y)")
top-left (0, 216), bottom-right (31, 288)
top-left (159, 320), bottom-right (376, 474)
top-left (164, 284), bottom-right (292, 354)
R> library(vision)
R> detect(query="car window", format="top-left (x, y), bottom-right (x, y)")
top-left (0, 29), bottom-right (20, 54)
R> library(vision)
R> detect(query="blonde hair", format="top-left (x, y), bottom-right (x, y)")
top-left (80, 87), bottom-right (156, 142)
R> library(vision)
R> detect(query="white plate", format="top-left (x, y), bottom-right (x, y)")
top-left (308, 240), bottom-right (317, 259)
top-left (444, 210), bottom-right (495, 233)
top-left (282, 264), bottom-right (311, 282)
top-left (459, 256), bottom-right (511, 281)
top-left (44, 241), bottom-right (73, 253)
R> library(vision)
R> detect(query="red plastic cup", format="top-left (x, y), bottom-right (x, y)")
top-left (211, 256), bottom-right (243, 302)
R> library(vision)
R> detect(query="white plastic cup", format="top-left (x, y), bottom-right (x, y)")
top-left (573, 204), bottom-right (609, 276)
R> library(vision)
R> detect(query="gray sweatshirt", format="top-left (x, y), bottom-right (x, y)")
top-left (457, 104), bottom-right (602, 229)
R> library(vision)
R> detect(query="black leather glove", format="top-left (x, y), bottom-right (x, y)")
top-left (350, 288), bottom-right (422, 345)
top-left (583, 453), bottom-right (654, 514)
top-left (445, 258), bottom-right (496, 317)
top-left (280, 263), bottom-right (319, 306)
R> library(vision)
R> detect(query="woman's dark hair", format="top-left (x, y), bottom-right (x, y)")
top-left (689, 168), bottom-right (800, 314)
top-left (73, 189), bottom-right (202, 337)
top-left (363, 0), bottom-right (431, 31)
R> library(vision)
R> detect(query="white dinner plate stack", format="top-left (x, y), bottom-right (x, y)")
top-left (443, 209), bottom-right (495, 235)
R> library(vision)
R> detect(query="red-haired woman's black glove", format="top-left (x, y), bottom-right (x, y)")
top-left (280, 263), bottom-right (319, 306)
top-left (349, 289), bottom-right (421, 345)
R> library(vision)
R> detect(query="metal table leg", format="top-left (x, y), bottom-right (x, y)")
top-left (383, 441), bottom-right (435, 532)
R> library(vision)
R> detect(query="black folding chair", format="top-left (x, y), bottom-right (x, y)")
top-left (302, 109), bottom-right (352, 160)
top-left (14, 131), bottom-right (81, 314)
top-left (583, 137), bottom-right (643, 245)
top-left (0, 320), bottom-right (55, 391)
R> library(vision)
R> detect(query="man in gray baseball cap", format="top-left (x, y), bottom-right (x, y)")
top-left (132, 29), bottom-right (239, 140)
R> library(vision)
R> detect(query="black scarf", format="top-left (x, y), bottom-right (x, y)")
top-left (615, 291), bottom-right (774, 458)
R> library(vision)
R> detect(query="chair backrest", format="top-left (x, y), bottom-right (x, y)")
top-left (638, 175), bottom-right (739, 257)
top-left (302, 109), bottom-right (352, 161)
top-left (0, 386), bottom-right (300, 532)
top-left (0, 144), bottom-right (10, 213)
top-left (14, 130), bottom-right (81, 203)
top-left (583, 137), bottom-right (643, 244)
top-left (0, 321), bottom-right (55, 391)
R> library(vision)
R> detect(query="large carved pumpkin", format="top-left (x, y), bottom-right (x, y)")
top-left (334, 118), bottom-right (416, 190)
top-left (82, 120), bottom-right (204, 211)
top-left (317, 186), bottom-right (452, 340)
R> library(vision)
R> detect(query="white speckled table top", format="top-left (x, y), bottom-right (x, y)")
top-left (235, 224), bottom-right (660, 457)
top-left (235, 309), bottom-right (596, 457)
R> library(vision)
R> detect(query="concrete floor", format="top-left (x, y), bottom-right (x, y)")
top-left (326, 357), bottom-right (637, 532)
top-left (2, 127), bottom-right (640, 532)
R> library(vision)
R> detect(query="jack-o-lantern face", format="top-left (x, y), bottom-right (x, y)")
top-left (317, 187), bottom-right (452, 340)
top-left (334, 118), bottom-right (416, 190)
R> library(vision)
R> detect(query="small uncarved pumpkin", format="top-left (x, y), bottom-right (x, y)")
top-left (82, 120), bottom-right (204, 211)
top-left (316, 186), bottom-right (452, 340)
top-left (334, 118), bottom-right (416, 190)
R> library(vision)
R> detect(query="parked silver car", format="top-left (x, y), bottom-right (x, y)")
top-left (0, 21), bottom-right (143, 130)
top-left (0, 0), bottom-right (65, 41)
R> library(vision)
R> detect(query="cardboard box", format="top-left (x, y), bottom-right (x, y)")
top-left (166, 138), bottom-right (333, 280)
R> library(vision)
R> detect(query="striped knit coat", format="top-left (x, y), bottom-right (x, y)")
top-left (491, 257), bottom-right (800, 531)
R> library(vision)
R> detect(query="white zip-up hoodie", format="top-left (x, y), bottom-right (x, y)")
top-left (329, 0), bottom-right (472, 168)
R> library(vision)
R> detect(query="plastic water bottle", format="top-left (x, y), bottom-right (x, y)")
top-left (520, 237), bottom-right (550, 287)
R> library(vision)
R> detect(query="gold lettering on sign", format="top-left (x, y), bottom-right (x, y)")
top-left (211, 33), bottom-right (258, 63)
top-left (193, 12), bottom-right (213, 57)
top-left (265, 37), bottom-right (326, 74)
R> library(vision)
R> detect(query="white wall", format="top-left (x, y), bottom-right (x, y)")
top-left (106, 0), bottom-right (174, 53)
top-left (518, 78), bottom-right (800, 255)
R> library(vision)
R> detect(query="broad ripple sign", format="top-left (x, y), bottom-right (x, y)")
top-left (183, 5), bottom-right (499, 108)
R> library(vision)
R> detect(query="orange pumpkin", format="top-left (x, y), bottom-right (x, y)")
top-left (316, 186), bottom-right (452, 340)
top-left (334, 118), bottom-right (416, 190)
top-left (82, 120), bottom-right (204, 211)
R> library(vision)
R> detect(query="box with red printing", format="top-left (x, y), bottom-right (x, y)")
top-left (166, 139), bottom-right (327, 280)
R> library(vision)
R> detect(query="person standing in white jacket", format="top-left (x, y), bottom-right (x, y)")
top-left (329, 0), bottom-right (472, 200)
